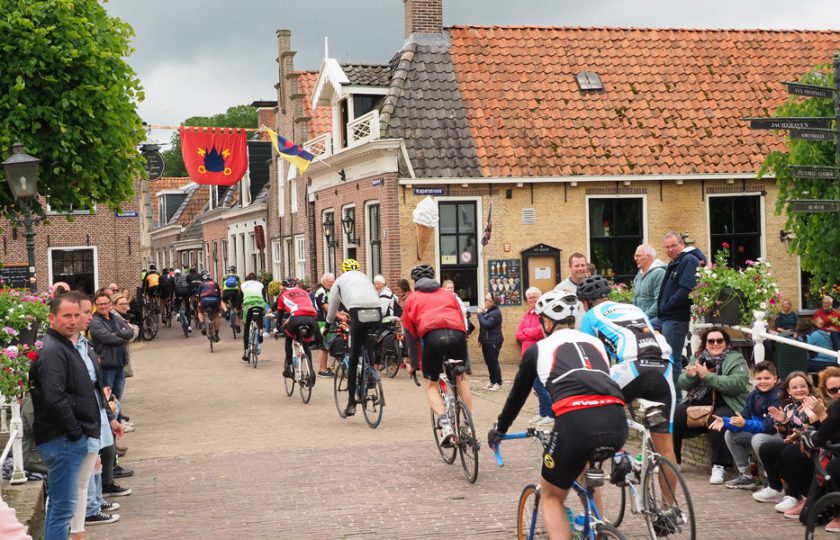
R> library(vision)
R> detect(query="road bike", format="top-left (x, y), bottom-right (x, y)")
top-left (804, 441), bottom-right (840, 540)
top-left (332, 321), bottom-right (385, 428)
top-left (283, 322), bottom-right (315, 403)
top-left (245, 307), bottom-right (264, 369)
top-left (175, 296), bottom-right (190, 337)
top-left (227, 304), bottom-right (240, 339)
top-left (140, 296), bottom-right (159, 341)
top-left (203, 305), bottom-right (219, 352)
top-left (379, 315), bottom-right (404, 378)
top-left (161, 296), bottom-right (172, 328)
top-left (412, 358), bottom-right (479, 483)
top-left (494, 429), bottom-right (627, 540)
top-left (602, 399), bottom-right (695, 539)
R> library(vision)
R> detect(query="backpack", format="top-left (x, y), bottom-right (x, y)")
top-left (224, 275), bottom-right (239, 289)
top-left (174, 275), bottom-right (189, 290)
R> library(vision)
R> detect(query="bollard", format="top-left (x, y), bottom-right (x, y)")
top-left (752, 311), bottom-right (767, 364)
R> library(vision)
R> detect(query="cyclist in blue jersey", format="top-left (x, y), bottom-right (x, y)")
top-left (577, 275), bottom-right (679, 474)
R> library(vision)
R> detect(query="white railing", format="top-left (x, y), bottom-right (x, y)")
top-left (0, 398), bottom-right (27, 484)
top-left (303, 132), bottom-right (332, 159)
top-left (347, 109), bottom-right (380, 148)
top-left (690, 311), bottom-right (840, 365)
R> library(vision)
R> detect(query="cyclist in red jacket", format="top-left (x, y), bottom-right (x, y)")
top-left (277, 278), bottom-right (321, 382)
top-left (402, 264), bottom-right (474, 444)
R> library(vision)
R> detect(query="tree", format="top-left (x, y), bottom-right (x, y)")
top-left (162, 105), bottom-right (259, 178)
top-left (0, 0), bottom-right (145, 216)
top-left (760, 64), bottom-right (840, 288)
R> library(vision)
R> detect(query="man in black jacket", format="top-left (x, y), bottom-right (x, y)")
top-left (29, 294), bottom-right (101, 539)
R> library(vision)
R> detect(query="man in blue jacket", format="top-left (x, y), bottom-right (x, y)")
top-left (652, 231), bottom-right (706, 383)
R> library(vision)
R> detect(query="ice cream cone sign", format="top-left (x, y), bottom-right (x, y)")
top-left (412, 197), bottom-right (439, 260)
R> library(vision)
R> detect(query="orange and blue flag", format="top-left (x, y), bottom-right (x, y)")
top-left (264, 127), bottom-right (315, 174)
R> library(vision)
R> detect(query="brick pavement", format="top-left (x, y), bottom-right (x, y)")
top-left (86, 326), bottom-right (804, 539)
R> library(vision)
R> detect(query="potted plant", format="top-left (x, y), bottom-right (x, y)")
top-left (0, 342), bottom-right (41, 400)
top-left (608, 282), bottom-right (634, 304)
top-left (0, 289), bottom-right (49, 348)
top-left (690, 243), bottom-right (782, 326)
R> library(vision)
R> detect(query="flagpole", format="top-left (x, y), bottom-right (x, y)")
top-left (146, 124), bottom-right (262, 132)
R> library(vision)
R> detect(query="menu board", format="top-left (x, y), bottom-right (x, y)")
top-left (0, 264), bottom-right (29, 289)
top-left (488, 259), bottom-right (521, 306)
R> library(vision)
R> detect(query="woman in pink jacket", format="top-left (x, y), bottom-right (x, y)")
top-left (515, 287), bottom-right (554, 427)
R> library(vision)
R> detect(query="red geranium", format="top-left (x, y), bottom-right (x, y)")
top-left (26, 351), bottom-right (38, 362)
top-left (721, 242), bottom-right (730, 249)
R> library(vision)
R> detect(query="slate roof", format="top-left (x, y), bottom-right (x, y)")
top-left (297, 71), bottom-right (333, 138)
top-left (342, 64), bottom-right (392, 87)
top-left (445, 26), bottom-right (840, 177)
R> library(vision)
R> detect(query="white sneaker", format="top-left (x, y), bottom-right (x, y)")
top-left (489, 383), bottom-right (502, 392)
top-left (709, 465), bottom-right (726, 484)
top-left (536, 416), bottom-right (555, 428)
top-left (753, 486), bottom-right (785, 503)
top-left (775, 496), bottom-right (799, 513)
top-left (188, 326), bottom-right (192, 332)
top-left (528, 414), bottom-right (543, 425)
top-left (263, 331), bottom-right (270, 338)
top-left (484, 382), bottom-right (494, 390)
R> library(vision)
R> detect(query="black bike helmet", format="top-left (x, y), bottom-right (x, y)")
top-left (576, 276), bottom-right (611, 300)
top-left (282, 277), bottom-right (298, 288)
top-left (410, 264), bottom-right (435, 282)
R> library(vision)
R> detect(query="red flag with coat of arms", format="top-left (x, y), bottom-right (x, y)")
top-left (179, 127), bottom-right (249, 186)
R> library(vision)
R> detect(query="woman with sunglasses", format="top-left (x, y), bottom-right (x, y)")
top-left (673, 327), bottom-right (750, 484)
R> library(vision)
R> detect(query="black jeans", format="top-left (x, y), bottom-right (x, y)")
top-left (779, 442), bottom-right (815, 498)
top-left (758, 437), bottom-right (786, 491)
top-left (672, 401), bottom-right (735, 467)
top-left (481, 341), bottom-right (503, 385)
top-left (99, 443), bottom-right (116, 486)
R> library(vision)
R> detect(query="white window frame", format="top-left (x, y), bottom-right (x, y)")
top-left (433, 196), bottom-right (483, 308)
top-left (272, 240), bottom-right (283, 282)
top-left (364, 200), bottom-right (381, 280)
top-left (277, 160), bottom-right (286, 217)
top-left (241, 171), bottom-right (252, 207)
top-left (584, 194), bottom-right (649, 276)
top-left (47, 246), bottom-right (99, 291)
top-left (289, 166), bottom-right (298, 214)
top-left (45, 200), bottom-right (95, 216)
top-left (322, 209), bottom-right (336, 276)
top-left (705, 192), bottom-right (766, 262)
top-left (294, 235), bottom-right (306, 279)
top-left (341, 204), bottom-right (357, 261)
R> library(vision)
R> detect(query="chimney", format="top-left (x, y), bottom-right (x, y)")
top-left (404, 0), bottom-right (442, 39)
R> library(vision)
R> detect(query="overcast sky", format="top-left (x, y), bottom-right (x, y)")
top-left (103, 0), bottom-right (840, 144)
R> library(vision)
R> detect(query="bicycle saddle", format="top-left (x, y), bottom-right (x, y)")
top-left (636, 398), bottom-right (665, 412)
top-left (444, 359), bottom-right (465, 366)
top-left (589, 445), bottom-right (618, 465)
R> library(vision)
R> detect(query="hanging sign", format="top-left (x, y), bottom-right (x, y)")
top-left (180, 127), bottom-right (249, 186)
top-left (785, 82), bottom-right (835, 99)
top-left (790, 199), bottom-right (840, 213)
top-left (141, 149), bottom-right (165, 180)
top-left (791, 166), bottom-right (840, 179)
top-left (790, 129), bottom-right (835, 142)
top-left (746, 117), bottom-right (832, 130)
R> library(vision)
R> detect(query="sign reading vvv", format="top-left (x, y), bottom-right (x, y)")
top-left (747, 117), bottom-right (833, 130)
top-left (786, 82), bottom-right (836, 100)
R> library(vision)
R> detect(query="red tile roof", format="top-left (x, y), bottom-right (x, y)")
top-left (297, 71), bottom-right (333, 138)
top-left (447, 26), bottom-right (840, 177)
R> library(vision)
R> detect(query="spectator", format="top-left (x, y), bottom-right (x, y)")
top-left (515, 286), bottom-right (553, 427)
top-left (709, 361), bottom-right (780, 489)
top-left (477, 292), bottom-right (504, 391)
top-left (632, 243), bottom-right (666, 320)
top-left (315, 272), bottom-right (336, 377)
top-left (20, 396), bottom-right (47, 475)
top-left (49, 281), bottom-right (71, 299)
top-left (772, 297), bottom-right (798, 334)
top-left (795, 320), bottom-right (835, 372)
top-left (585, 263), bottom-right (596, 277)
top-left (29, 294), bottom-right (99, 539)
top-left (394, 279), bottom-right (411, 308)
top-left (374, 275), bottom-right (400, 317)
top-left (0, 494), bottom-right (31, 540)
top-left (554, 252), bottom-right (588, 292)
top-left (673, 327), bottom-right (749, 485)
top-left (813, 295), bottom-right (840, 333)
top-left (652, 231), bottom-right (707, 382)
top-left (90, 292), bottom-right (133, 404)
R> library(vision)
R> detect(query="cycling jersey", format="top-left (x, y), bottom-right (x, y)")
top-left (241, 280), bottom-right (265, 312)
top-left (186, 272), bottom-right (203, 295)
top-left (144, 271), bottom-right (160, 289)
top-left (221, 273), bottom-right (241, 291)
top-left (277, 287), bottom-right (317, 318)
top-left (198, 281), bottom-right (221, 300)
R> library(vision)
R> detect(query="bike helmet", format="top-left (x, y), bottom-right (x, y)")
top-left (576, 276), bottom-right (612, 301)
top-left (410, 264), bottom-right (435, 282)
top-left (201, 271), bottom-right (211, 281)
top-left (535, 290), bottom-right (579, 322)
top-left (227, 265), bottom-right (237, 273)
top-left (341, 258), bottom-right (360, 272)
top-left (174, 269), bottom-right (182, 275)
top-left (282, 277), bottom-right (298, 288)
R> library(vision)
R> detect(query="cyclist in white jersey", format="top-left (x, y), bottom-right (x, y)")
top-left (577, 275), bottom-right (679, 477)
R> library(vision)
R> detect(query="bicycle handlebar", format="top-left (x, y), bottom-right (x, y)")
top-left (492, 430), bottom-right (539, 467)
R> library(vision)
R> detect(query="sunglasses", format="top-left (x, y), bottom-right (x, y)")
top-left (706, 338), bottom-right (725, 345)
top-left (827, 387), bottom-right (840, 395)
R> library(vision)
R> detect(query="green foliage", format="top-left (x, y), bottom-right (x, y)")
top-left (607, 282), bottom-right (634, 304)
top-left (267, 280), bottom-right (281, 298)
top-left (162, 105), bottom-right (259, 177)
top-left (758, 63), bottom-right (840, 288)
top-left (0, 0), bottom-right (146, 216)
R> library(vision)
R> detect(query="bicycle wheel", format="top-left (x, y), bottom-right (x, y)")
top-left (516, 484), bottom-right (545, 540)
top-left (333, 360), bottom-right (348, 418)
top-left (641, 455), bottom-right (695, 539)
top-left (180, 307), bottom-right (189, 337)
top-left (594, 522), bottom-right (629, 540)
top-left (284, 354), bottom-right (296, 396)
top-left (806, 491), bottom-right (840, 540)
top-left (299, 349), bottom-right (314, 404)
top-left (250, 322), bottom-right (260, 368)
top-left (430, 409), bottom-right (457, 464)
top-left (362, 366), bottom-right (384, 428)
top-left (456, 401), bottom-right (479, 483)
top-left (600, 457), bottom-right (628, 528)
top-left (384, 343), bottom-right (400, 378)
top-left (207, 321), bottom-right (214, 353)
top-left (143, 314), bottom-right (158, 340)
top-left (230, 311), bottom-right (238, 339)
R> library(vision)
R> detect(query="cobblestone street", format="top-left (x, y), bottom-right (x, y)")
top-left (88, 326), bottom-right (803, 539)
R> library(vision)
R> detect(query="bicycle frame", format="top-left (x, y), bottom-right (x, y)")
top-left (623, 417), bottom-right (655, 515)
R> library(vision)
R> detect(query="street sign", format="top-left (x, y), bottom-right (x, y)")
top-left (791, 165), bottom-right (840, 179)
top-left (141, 149), bottom-right (165, 180)
top-left (747, 117), bottom-right (833, 130)
top-left (115, 210), bottom-right (139, 218)
top-left (790, 199), bottom-right (840, 213)
top-left (786, 82), bottom-right (835, 99)
top-left (414, 187), bottom-right (445, 196)
top-left (790, 129), bottom-right (835, 142)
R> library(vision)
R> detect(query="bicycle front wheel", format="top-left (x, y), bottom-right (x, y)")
top-left (362, 367), bottom-right (384, 428)
top-left (430, 409), bottom-right (457, 464)
top-left (516, 484), bottom-right (545, 540)
top-left (333, 361), bottom-right (348, 418)
top-left (641, 455), bottom-right (695, 539)
top-left (250, 322), bottom-right (260, 368)
top-left (299, 350), bottom-right (314, 404)
top-left (594, 522), bottom-right (629, 540)
top-left (456, 402), bottom-right (479, 483)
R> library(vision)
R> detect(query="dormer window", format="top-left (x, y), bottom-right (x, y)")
top-left (157, 192), bottom-right (186, 226)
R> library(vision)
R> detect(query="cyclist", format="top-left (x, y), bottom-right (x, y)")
top-left (173, 269), bottom-right (193, 332)
top-left (241, 272), bottom-right (265, 362)
top-left (159, 267), bottom-right (175, 317)
top-left (277, 277), bottom-right (321, 382)
top-left (487, 290), bottom-right (628, 538)
top-left (197, 271), bottom-right (221, 341)
top-left (575, 275), bottom-right (679, 470)
top-left (325, 259), bottom-right (382, 417)
top-left (401, 264), bottom-right (474, 445)
top-left (186, 267), bottom-right (203, 323)
top-left (221, 265), bottom-right (242, 332)
top-left (143, 264), bottom-right (161, 306)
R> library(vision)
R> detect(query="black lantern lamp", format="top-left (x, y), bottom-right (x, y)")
top-left (342, 212), bottom-right (358, 244)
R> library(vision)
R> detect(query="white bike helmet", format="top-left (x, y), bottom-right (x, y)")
top-left (535, 290), bottom-right (579, 323)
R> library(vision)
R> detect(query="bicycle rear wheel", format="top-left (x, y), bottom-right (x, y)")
top-left (456, 401), bottom-right (479, 483)
top-left (641, 455), bottom-right (695, 539)
top-left (284, 355), bottom-right (296, 396)
top-left (333, 360), bottom-right (348, 418)
top-left (299, 350), bottom-right (314, 404)
top-left (806, 491), bottom-right (840, 540)
top-left (179, 307), bottom-right (189, 337)
top-left (516, 484), bottom-right (545, 540)
top-left (207, 321), bottom-right (214, 353)
top-left (594, 523), bottom-right (629, 540)
top-left (230, 310), bottom-right (238, 339)
top-left (430, 409), bottom-right (457, 464)
top-left (142, 314), bottom-right (158, 340)
top-left (249, 322), bottom-right (260, 368)
top-left (600, 457), bottom-right (628, 527)
top-left (362, 366), bottom-right (384, 428)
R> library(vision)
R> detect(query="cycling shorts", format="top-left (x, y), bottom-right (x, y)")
top-left (542, 405), bottom-right (628, 489)
top-left (175, 287), bottom-right (192, 299)
top-left (222, 290), bottom-right (242, 309)
top-left (199, 298), bottom-right (221, 315)
top-left (146, 286), bottom-right (159, 298)
top-left (420, 328), bottom-right (469, 382)
top-left (610, 359), bottom-right (676, 434)
top-left (285, 315), bottom-right (321, 347)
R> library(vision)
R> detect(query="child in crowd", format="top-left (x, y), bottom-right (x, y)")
top-left (709, 361), bottom-right (781, 489)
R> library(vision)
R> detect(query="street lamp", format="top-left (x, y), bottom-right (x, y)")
top-left (322, 213), bottom-right (336, 247)
top-left (3, 142), bottom-right (41, 293)
top-left (341, 212), bottom-right (358, 245)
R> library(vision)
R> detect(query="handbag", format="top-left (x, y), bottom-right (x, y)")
top-left (685, 393), bottom-right (715, 429)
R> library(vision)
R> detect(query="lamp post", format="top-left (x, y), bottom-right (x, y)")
top-left (341, 212), bottom-right (358, 245)
top-left (2, 142), bottom-right (41, 293)
top-left (322, 213), bottom-right (335, 247)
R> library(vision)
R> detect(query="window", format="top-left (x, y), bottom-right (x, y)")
top-left (289, 166), bottom-right (298, 214)
top-left (277, 160), bottom-right (286, 217)
top-left (353, 95), bottom-right (380, 118)
top-left (157, 193), bottom-right (186, 225)
top-left (323, 210), bottom-right (336, 275)
top-left (250, 232), bottom-right (258, 273)
top-left (367, 203), bottom-right (381, 278)
top-left (342, 206), bottom-right (357, 261)
top-left (295, 235), bottom-right (306, 279)
top-left (45, 202), bottom-right (94, 216)
top-left (49, 247), bottom-right (97, 294)
top-left (272, 240), bottom-right (282, 282)
top-left (284, 238), bottom-right (293, 279)
top-left (439, 201), bottom-right (479, 306)
top-left (709, 195), bottom-right (762, 268)
top-left (209, 186), bottom-right (220, 210)
top-left (588, 197), bottom-right (644, 284)
top-left (188, 252), bottom-right (195, 269)
top-left (338, 98), bottom-right (349, 148)
top-left (221, 239), bottom-right (229, 272)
